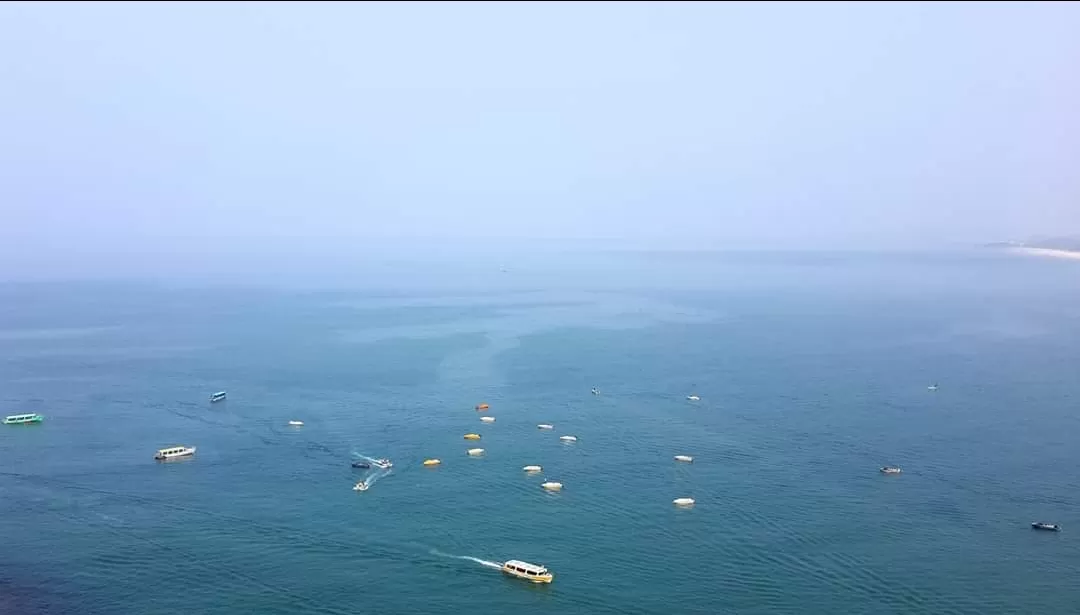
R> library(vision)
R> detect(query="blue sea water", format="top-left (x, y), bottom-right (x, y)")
top-left (2, 250), bottom-right (1080, 614)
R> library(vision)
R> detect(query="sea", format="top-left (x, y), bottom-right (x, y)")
top-left (2, 249), bottom-right (1079, 614)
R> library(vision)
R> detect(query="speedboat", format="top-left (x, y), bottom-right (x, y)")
top-left (559, 435), bottom-right (578, 442)
top-left (353, 481), bottom-right (369, 492)
top-left (927, 383), bottom-right (939, 391)
top-left (880, 466), bottom-right (902, 474)
top-left (209, 391), bottom-right (227, 403)
top-left (287, 420), bottom-right (304, 427)
top-left (686, 395), bottom-right (700, 401)
top-left (674, 455), bottom-right (694, 463)
top-left (372, 458), bottom-right (392, 470)
top-left (591, 387), bottom-right (599, 395)
top-left (351, 461), bottom-right (371, 469)
top-left (423, 459), bottom-right (441, 467)
top-left (502, 560), bottom-right (553, 584)
top-left (523, 465), bottom-right (543, 472)
top-left (1032, 522), bottom-right (1061, 532)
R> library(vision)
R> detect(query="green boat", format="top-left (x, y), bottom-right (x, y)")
top-left (4, 413), bottom-right (44, 425)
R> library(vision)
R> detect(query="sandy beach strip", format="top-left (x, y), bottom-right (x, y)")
top-left (1009, 246), bottom-right (1080, 261)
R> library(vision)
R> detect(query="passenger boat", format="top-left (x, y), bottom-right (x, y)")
top-left (372, 458), bottom-right (392, 470)
top-left (3, 413), bottom-right (44, 425)
top-left (501, 560), bottom-right (553, 584)
top-left (155, 445), bottom-right (196, 460)
top-left (209, 391), bottom-right (227, 403)
top-left (1032, 522), bottom-right (1061, 532)
top-left (879, 466), bottom-right (902, 475)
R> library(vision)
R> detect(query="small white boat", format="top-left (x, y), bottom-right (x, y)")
top-left (537, 424), bottom-right (554, 430)
top-left (480, 416), bottom-right (496, 423)
top-left (1032, 522), bottom-right (1061, 532)
top-left (674, 455), bottom-right (694, 463)
top-left (673, 497), bottom-right (695, 506)
top-left (880, 466), bottom-right (902, 475)
top-left (155, 445), bottom-right (196, 461)
top-left (686, 395), bottom-right (700, 401)
top-left (502, 560), bottom-right (553, 584)
top-left (559, 435), bottom-right (578, 442)
top-left (467, 448), bottom-right (485, 456)
top-left (353, 480), bottom-right (369, 491)
top-left (541, 481), bottom-right (563, 491)
top-left (523, 465), bottom-right (543, 472)
top-left (372, 458), bottom-right (393, 470)
top-left (591, 387), bottom-right (599, 395)
top-left (288, 420), bottom-right (304, 427)
top-left (927, 383), bottom-right (939, 391)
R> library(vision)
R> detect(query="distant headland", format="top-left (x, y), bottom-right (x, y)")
top-left (986, 237), bottom-right (1080, 261)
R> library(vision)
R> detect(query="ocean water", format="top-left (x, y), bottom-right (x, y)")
top-left (2, 251), bottom-right (1080, 614)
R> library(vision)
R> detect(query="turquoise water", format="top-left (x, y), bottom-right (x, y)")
top-left (2, 251), bottom-right (1080, 614)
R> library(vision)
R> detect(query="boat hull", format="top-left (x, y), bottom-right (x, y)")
top-left (501, 569), bottom-right (553, 583)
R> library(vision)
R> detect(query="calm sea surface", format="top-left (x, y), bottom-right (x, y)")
top-left (2, 251), bottom-right (1080, 614)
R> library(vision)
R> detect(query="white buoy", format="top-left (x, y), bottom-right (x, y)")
top-left (288, 420), bottom-right (304, 426)
top-left (523, 465), bottom-right (543, 472)
top-left (674, 455), bottom-right (694, 463)
top-left (673, 497), bottom-right (695, 506)
top-left (467, 448), bottom-right (485, 456)
top-left (559, 435), bottom-right (578, 442)
top-left (537, 424), bottom-right (554, 430)
top-left (480, 416), bottom-right (495, 423)
top-left (542, 481), bottom-right (563, 491)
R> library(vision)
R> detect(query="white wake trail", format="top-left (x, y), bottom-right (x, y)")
top-left (429, 548), bottom-right (501, 569)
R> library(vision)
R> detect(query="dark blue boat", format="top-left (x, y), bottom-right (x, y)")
top-left (351, 461), bottom-right (370, 469)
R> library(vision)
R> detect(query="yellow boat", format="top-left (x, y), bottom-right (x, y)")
top-left (501, 560), bottom-right (553, 584)
top-left (423, 459), bottom-right (441, 467)
top-left (463, 433), bottom-right (481, 440)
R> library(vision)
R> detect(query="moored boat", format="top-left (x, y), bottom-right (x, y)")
top-left (1032, 522), bottom-right (1061, 531)
top-left (155, 445), bottom-right (196, 460)
top-left (523, 465), bottom-right (543, 472)
top-left (464, 433), bottom-right (481, 440)
top-left (209, 391), bottom-right (227, 403)
top-left (673, 497), bottom-right (696, 506)
top-left (541, 481), bottom-right (562, 491)
top-left (559, 435), bottom-right (578, 442)
top-left (537, 424), bottom-right (554, 430)
top-left (3, 413), bottom-right (44, 425)
top-left (880, 466), bottom-right (902, 475)
top-left (475, 403), bottom-right (489, 411)
top-left (467, 448), bottom-right (485, 456)
top-left (674, 455), bottom-right (694, 463)
top-left (501, 560), bottom-right (553, 583)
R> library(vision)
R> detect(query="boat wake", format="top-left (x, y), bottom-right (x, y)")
top-left (429, 548), bottom-right (501, 570)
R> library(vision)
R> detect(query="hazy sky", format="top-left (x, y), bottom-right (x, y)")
top-left (1, 2), bottom-right (1078, 275)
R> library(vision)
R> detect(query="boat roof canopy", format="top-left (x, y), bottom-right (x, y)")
top-left (505, 560), bottom-right (547, 573)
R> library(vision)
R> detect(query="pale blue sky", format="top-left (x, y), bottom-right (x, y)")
top-left (1, 2), bottom-right (1078, 276)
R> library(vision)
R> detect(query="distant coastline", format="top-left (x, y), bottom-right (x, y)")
top-left (985, 238), bottom-right (1080, 261)
top-left (1008, 246), bottom-right (1080, 261)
